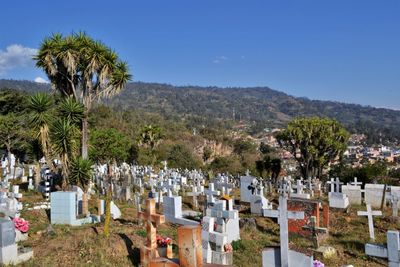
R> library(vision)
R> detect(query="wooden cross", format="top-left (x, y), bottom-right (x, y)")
top-left (357, 204), bottom-right (382, 241)
top-left (138, 198), bottom-right (166, 266)
top-left (302, 216), bottom-right (327, 248)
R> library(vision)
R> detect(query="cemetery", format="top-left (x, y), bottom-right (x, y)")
top-left (0, 5), bottom-right (400, 266)
top-left (0, 154), bottom-right (399, 266)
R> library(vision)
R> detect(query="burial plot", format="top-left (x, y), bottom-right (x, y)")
top-left (291, 179), bottom-right (310, 199)
top-left (365, 230), bottom-right (400, 267)
top-left (163, 195), bottom-right (199, 226)
top-left (204, 183), bottom-right (220, 207)
top-left (287, 199), bottom-right (329, 236)
top-left (138, 199), bottom-right (172, 267)
top-left (365, 184), bottom-right (386, 208)
top-left (341, 184), bottom-right (362, 205)
top-left (262, 182), bottom-right (313, 267)
top-left (50, 192), bottom-right (93, 226)
top-left (240, 172), bottom-right (257, 203)
top-left (0, 218), bottom-right (33, 265)
top-left (327, 178), bottom-right (349, 209)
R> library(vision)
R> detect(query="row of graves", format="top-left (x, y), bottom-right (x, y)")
top-left (0, 155), bottom-right (34, 265)
top-left (3, 154), bottom-right (400, 266)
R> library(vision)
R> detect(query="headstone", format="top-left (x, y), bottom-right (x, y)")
top-left (163, 196), bottom-right (199, 226)
top-left (50, 192), bottom-right (92, 226)
top-left (110, 201), bottom-right (121, 220)
top-left (342, 185), bottom-right (362, 205)
top-left (240, 174), bottom-right (257, 203)
top-left (365, 184), bottom-right (386, 208)
top-left (204, 183), bottom-right (220, 206)
top-left (365, 230), bottom-right (400, 267)
top-left (0, 218), bottom-right (33, 265)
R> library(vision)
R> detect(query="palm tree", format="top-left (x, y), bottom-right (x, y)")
top-left (28, 93), bottom-right (54, 164)
top-left (50, 118), bottom-right (79, 188)
top-left (70, 156), bottom-right (92, 215)
top-left (35, 32), bottom-right (131, 159)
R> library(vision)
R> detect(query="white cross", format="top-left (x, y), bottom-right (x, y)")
top-left (264, 185), bottom-right (304, 267)
top-left (326, 178), bottom-right (335, 193)
top-left (187, 185), bottom-right (202, 209)
top-left (391, 196), bottom-right (398, 218)
top-left (205, 183), bottom-right (220, 204)
top-left (350, 177), bottom-right (362, 187)
top-left (357, 204), bottom-right (382, 241)
top-left (334, 177), bottom-right (343, 193)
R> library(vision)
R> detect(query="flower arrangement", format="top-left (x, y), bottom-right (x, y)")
top-left (224, 243), bottom-right (233, 252)
top-left (313, 260), bottom-right (325, 267)
top-left (13, 217), bottom-right (29, 233)
top-left (156, 235), bottom-right (172, 247)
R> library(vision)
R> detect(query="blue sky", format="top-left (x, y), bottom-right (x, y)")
top-left (0, 1), bottom-right (399, 109)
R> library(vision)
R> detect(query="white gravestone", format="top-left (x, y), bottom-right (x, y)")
top-left (365, 184), bottom-right (386, 208)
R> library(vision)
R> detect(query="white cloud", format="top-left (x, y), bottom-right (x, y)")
top-left (0, 44), bottom-right (37, 75)
top-left (212, 56), bottom-right (228, 64)
top-left (34, 76), bottom-right (49, 83)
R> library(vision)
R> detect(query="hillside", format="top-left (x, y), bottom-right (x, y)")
top-left (1, 79), bottom-right (399, 143)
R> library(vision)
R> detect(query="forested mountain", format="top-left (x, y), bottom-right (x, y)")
top-left (1, 79), bottom-right (399, 143)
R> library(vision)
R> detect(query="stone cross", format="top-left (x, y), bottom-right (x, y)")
top-left (302, 216), bottom-right (327, 248)
top-left (365, 230), bottom-right (400, 266)
top-left (204, 183), bottom-right (220, 205)
top-left (334, 178), bottom-right (343, 193)
top-left (295, 179), bottom-right (304, 194)
top-left (357, 204), bottom-right (382, 241)
top-left (187, 185), bottom-right (202, 209)
top-left (263, 181), bottom-right (305, 267)
top-left (219, 176), bottom-right (233, 196)
top-left (165, 179), bottom-right (176, 197)
top-left (350, 177), bottom-right (362, 187)
top-left (326, 178), bottom-right (335, 193)
top-left (138, 198), bottom-right (166, 266)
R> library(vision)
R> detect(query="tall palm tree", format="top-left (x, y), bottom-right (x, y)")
top-left (28, 93), bottom-right (54, 164)
top-left (35, 32), bottom-right (132, 159)
top-left (50, 118), bottom-right (79, 188)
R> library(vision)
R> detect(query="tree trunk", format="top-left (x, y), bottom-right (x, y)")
top-left (104, 184), bottom-right (112, 237)
top-left (82, 191), bottom-right (89, 216)
top-left (81, 115), bottom-right (89, 159)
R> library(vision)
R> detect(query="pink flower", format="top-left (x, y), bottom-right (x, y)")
top-left (13, 217), bottom-right (29, 233)
top-left (314, 260), bottom-right (325, 267)
top-left (224, 243), bottom-right (233, 252)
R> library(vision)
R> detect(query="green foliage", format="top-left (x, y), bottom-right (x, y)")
top-left (0, 89), bottom-right (29, 115)
top-left (135, 230), bottom-right (147, 238)
top-left (69, 157), bottom-right (93, 189)
top-left (231, 240), bottom-right (246, 251)
top-left (166, 143), bottom-right (201, 170)
top-left (0, 113), bottom-right (30, 156)
top-left (58, 97), bottom-right (84, 125)
top-left (330, 161), bottom-right (388, 184)
top-left (233, 139), bottom-right (256, 156)
top-left (209, 156), bottom-right (243, 174)
top-left (277, 117), bottom-right (350, 179)
top-left (89, 128), bottom-right (132, 163)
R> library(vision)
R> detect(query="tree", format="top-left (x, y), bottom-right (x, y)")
top-left (50, 118), bottom-right (79, 188)
top-left (28, 93), bottom-right (54, 162)
top-left (137, 125), bottom-right (163, 163)
top-left (0, 114), bottom-right (24, 167)
top-left (69, 156), bottom-right (93, 215)
top-left (167, 143), bottom-right (200, 170)
top-left (89, 128), bottom-right (132, 163)
top-left (35, 32), bottom-right (131, 159)
top-left (276, 117), bottom-right (349, 179)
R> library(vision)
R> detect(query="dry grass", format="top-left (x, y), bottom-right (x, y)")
top-left (14, 190), bottom-right (400, 266)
